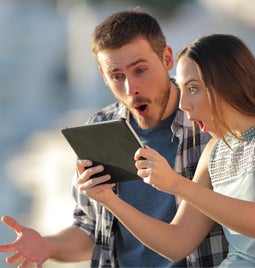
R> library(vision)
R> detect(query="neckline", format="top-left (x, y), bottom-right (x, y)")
top-left (241, 125), bottom-right (255, 139)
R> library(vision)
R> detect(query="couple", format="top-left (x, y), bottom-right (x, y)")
top-left (1, 8), bottom-right (255, 268)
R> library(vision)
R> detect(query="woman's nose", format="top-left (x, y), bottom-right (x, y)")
top-left (179, 92), bottom-right (191, 112)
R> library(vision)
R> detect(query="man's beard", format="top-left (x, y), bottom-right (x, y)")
top-left (130, 86), bottom-right (171, 129)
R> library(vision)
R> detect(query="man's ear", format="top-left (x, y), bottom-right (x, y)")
top-left (163, 46), bottom-right (174, 71)
top-left (98, 65), bottom-right (109, 87)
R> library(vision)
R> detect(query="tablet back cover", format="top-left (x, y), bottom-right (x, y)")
top-left (62, 119), bottom-right (143, 183)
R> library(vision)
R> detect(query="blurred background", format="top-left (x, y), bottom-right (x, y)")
top-left (0, 0), bottom-right (254, 267)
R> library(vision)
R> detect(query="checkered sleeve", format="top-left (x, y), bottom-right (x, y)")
top-left (72, 172), bottom-right (96, 239)
top-left (187, 224), bottom-right (228, 267)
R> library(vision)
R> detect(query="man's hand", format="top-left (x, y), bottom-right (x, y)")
top-left (0, 215), bottom-right (52, 268)
top-left (76, 159), bottom-right (116, 205)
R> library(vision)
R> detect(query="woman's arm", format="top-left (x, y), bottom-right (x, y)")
top-left (78, 161), bottom-right (213, 262)
top-left (104, 192), bottom-right (213, 261)
top-left (135, 138), bottom-right (255, 238)
top-left (176, 175), bottom-right (255, 238)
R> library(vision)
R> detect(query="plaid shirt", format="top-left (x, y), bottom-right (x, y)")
top-left (72, 101), bottom-right (228, 267)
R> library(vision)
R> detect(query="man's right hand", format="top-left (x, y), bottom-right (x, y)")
top-left (0, 215), bottom-right (52, 268)
top-left (76, 159), bottom-right (115, 205)
top-left (76, 159), bottom-right (112, 186)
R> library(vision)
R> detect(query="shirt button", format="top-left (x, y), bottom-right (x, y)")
top-left (106, 226), bottom-right (110, 230)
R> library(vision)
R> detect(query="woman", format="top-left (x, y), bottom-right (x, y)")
top-left (78, 34), bottom-right (255, 267)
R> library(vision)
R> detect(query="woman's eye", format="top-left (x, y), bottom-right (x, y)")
top-left (189, 86), bottom-right (198, 94)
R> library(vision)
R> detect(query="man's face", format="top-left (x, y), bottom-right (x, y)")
top-left (97, 37), bottom-right (174, 129)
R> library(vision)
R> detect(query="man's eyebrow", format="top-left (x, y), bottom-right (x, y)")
top-left (127, 58), bottom-right (147, 69)
top-left (109, 58), bottom-right (147, 73)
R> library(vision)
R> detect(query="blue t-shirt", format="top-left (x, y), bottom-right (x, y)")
top-left (116, 113), bottom-right (187, 267)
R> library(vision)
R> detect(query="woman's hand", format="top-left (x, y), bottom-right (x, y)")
top-left (134, 146), bottom-right (179, 194)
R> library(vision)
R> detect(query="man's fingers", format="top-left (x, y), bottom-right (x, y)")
top-left (0, 242), bottom-right (16, 252)
top-left (0, 216), bottom-right (22, 253)
top-left (17, 259), bottom-right (43, 268)
top-left (76, 159), bottom-right (93, 174)
top-left (18, 259), bottom-right (31, 268)
top-left (6, 251), bottom-right (24, 263)
top-left (1, 215), bottom-right (23, 233)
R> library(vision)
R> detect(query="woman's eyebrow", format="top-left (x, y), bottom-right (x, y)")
top-left (184, 79), bottom-right (200, 86)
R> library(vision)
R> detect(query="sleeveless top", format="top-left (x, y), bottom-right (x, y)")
top-left (209, 125), bottom-right (255, 267)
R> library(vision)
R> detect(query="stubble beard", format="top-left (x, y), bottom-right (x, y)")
top-left (132, 85), bottom-right (171, 129)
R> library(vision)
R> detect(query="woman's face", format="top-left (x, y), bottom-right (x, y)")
top-left (176, 56), bottom-right (215, 133)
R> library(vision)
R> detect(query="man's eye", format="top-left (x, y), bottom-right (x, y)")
top-left (189, 86), bottom-right (198, 94)
top-left (135, 67), bottom-right (147, 74)
top-left (111, 74), bottom-right (124, 81)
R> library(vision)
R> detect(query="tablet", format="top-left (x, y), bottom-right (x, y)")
top-left (61, 118), bottom-right (143, 183)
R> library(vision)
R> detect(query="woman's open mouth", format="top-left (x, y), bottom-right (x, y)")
top-left (196, 120), bottom-right (207, 132)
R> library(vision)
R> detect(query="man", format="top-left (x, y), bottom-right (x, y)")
top-left (0, 8), bottom-right (227, 268)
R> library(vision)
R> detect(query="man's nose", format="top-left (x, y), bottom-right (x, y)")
top-left (124, 76), bottom-right (139, 96)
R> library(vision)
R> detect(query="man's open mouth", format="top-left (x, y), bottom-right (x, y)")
top-left (136, 104), bottom-right (147, 111)
top-left (134, 104), bottom-right (148, 116)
